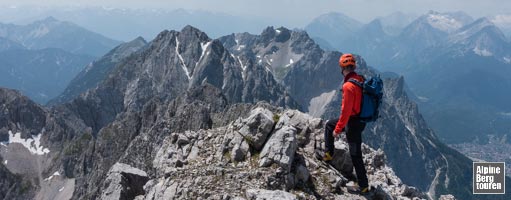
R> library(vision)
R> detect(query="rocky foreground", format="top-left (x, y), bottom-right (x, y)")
top-left (99, 106), bottom-right (431, 200)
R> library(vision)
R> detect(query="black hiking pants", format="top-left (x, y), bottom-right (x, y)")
top-left (324, 117), bottom-right (368, 188)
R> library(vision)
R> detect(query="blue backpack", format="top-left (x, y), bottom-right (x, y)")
top-left (348, 75), bottom-right (384, 122)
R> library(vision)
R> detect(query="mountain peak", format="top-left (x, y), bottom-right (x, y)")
top-left (305, 12), bottom-right (363, 48)
top-left (311, 12), bottom-right (362, 29)
top-left (471, 17), bottom-right (494, 27)
top-left (358, 19), bottom-right (386, 38)
top-left (132, 36), bottom-right (147, 44)
top-left (261, 26), bottom-right (276, 36)
top-left (449, 17), bottom-right (508, 50)
top-left (422, 11), bottom-right (473, 32)
top-left (110, 36), bottom-right (147, 60)
top-left (42, 16), bottom-right (59, 23)
top-left (454, 17), bottom-right (504, 38)
top-left (181, 25), bottom-right (202, 34)
top-left (179, 25), bottom-right (210, 44)
top-left (426, 10), bottom-right (440, 15)
top-left (365, 18), bottom-right (384, 30)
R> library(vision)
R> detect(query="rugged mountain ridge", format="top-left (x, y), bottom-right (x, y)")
top-left (61, 26), bottom-right (298, 134)
top-left (48, 37), bottom-right (148, 105)
top-left (219, 26), bottom-right (340, 110)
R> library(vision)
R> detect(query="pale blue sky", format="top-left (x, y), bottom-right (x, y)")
top-left (2, 0), bottom-right (510, 25)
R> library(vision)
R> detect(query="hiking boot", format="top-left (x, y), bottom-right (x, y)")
top-left (360, 187), bottom-right (369, 195)
top-left (323, 152), bottom-right (333, 161)
top-left (314, 150), bottom-right (333, 162)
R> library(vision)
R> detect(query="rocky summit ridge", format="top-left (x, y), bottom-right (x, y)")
top-left (100, 105), bottom-right (428, 200)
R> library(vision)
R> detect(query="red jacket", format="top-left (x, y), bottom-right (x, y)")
top-left (334, 72), bottom-right (363, 133)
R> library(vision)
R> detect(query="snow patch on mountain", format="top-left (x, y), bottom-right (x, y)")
top-left (491, 14), bottom-right (511, 26)
top-left (197, 41), bottom-right (212, 66)
top-left (234, 55), bottom-right (247, 80)
top-left (427, 13), bottom-right (463, 32)
top-left (44, 171), bottom-right (61, 181)
top-left (500, 112), bottom-right (511, 116)
top-left (473, 46), bottom-right (493, 56)
top-left (236, 45), bottom-right (245, 51)
top-left (30, 25), bottom-right (51, 38)
top-left (175, 38), bottom-right (191, 80)
top-left (4, 130), bottom-right (50, 155)
top-left (285, 58), bottom-right (294, 67)
top-left (259, 46), bottom-right (303, 74)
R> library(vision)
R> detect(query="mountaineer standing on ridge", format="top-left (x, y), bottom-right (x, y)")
top-left (321, 53), bottom-right (370, 194)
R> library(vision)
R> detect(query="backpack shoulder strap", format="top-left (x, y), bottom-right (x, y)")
top-left (347, 78), bottom-right (363, 88)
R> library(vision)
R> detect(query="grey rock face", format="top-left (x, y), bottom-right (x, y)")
top-left (219, 26), bottom-right (334, 110)
top-left (440, 194), bottom-right (457, 200)
top-left (259, 125), bottom-right (297, 172)
top-left (0, 88), bottom-right (47, 137)
top-left (234, 107), bottom-right (275, 151)
top-left (100, 163), bottom-right (149, 200)
top-left (0, 157), bottom-right (33, 200)
top-left (245, 189), bottom-right (297, 200)
top-left (330, 141), bottom-right (353, 175)
top-left (274, 110), bottom-right (323, 148)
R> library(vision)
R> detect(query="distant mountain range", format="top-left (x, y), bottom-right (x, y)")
top-left (0, 6), bottom-right (280, 41)
top-left (0, 16), bottom-right (121, 57)
top-left (306, 10), bottom-right (511, 144)
top-left (0, 17), bottom-right (123, 104)
top-left (0, 47), bottom-right (94, 104)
